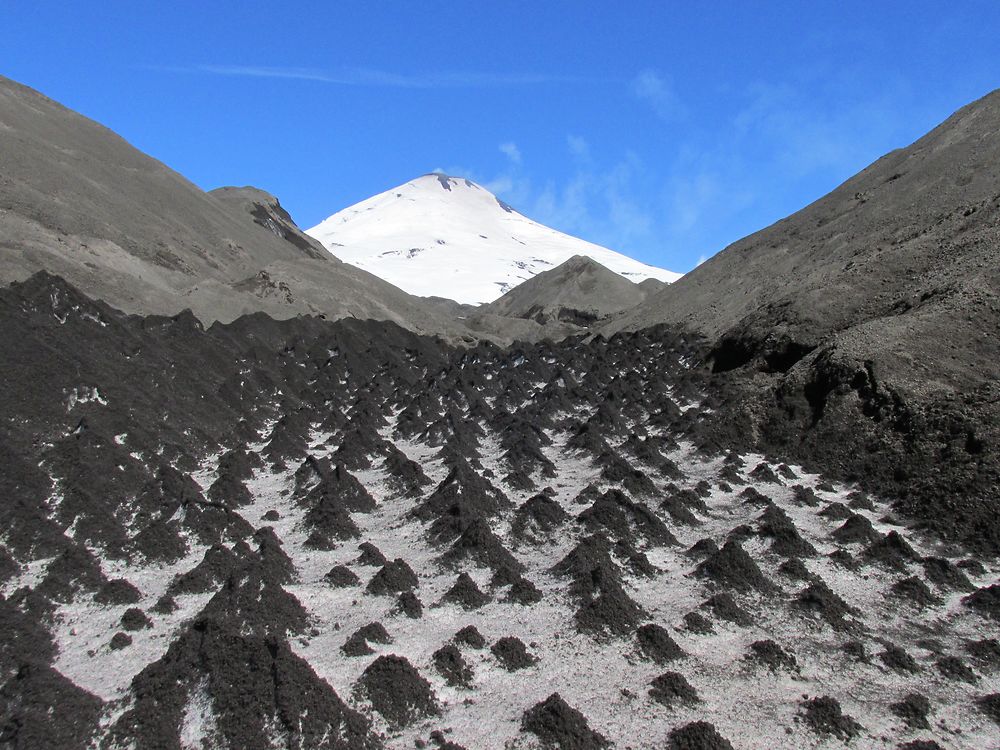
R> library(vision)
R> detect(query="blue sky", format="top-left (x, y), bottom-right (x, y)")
top-left (4, 2), bottom-right (1000, 272)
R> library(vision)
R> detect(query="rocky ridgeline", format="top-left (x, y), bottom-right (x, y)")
top-left (1, 273), bottom-right (998, 749)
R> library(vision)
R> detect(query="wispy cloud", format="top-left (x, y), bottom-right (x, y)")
top-left (161, 64), bottom-right (590, 88)
top-left (732, 80), bottom-right (886, 179)
top-left (632, 69), bottom-right (685, 121)
top-left (498, 142), bottom-right (522, 165)
top-left (566, 134), bottom-right (590, 161)
top-left (486, 147), bottom-right (657, 256)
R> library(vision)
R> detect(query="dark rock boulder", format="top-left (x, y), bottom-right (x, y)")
top-left (695, 539), bottom-right (776, 594)
top-left (648, 671), bottom-right (699, 708)
top-left (366, 559), bottom-right (419, 596)
top-left (440, 573), bottom-right (491, 610)
top-left (354, 655), bottom-right (438, 730)
top-left (800, 695), bottom-right (863, 740)
top-left (746, 639), bottom-right (798, 672)
top-left (325, 565), bottom-right (360, 588)
top-left (520, 693), bottom-right (609, 749)
top-left (454, 625), bottom-right (486, 649)
top-left (666, 721), bottom-right (735, 750)
top-left (491, 637), bottom-right (537, 671)
top-left (635, 623), bottom-right (685, 664)
top-left (432, 644), bottom-right (473, 688)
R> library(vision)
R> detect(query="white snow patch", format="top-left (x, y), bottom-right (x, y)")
top-left (306, 174), bottom-right (680, 304)
top-left (65, 386), bottom-right (108, 411)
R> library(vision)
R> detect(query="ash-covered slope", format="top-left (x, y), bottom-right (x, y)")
top-left (614, 88), bottom-right (1000, 393)
top-left (306, 174), bottom-right (680, 304)
top-left (209, 185), bottom-right (331, 259)
top-left (2, 272), bottom-right (998, 749)
top-left (608, 89), bottom-right (1000, 554)
top-left (0, 76), bottom-right (468, 338)
top-left (482, 254), bottom-right (654, 326)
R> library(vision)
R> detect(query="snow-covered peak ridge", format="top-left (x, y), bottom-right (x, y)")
top-left (306, 174), bottom-right (681, 305)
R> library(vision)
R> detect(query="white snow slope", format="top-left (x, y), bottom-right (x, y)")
top-left (306, 174), bottom-right (681, 305)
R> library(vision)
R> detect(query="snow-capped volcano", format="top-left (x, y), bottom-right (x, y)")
top-left (306, 174), bottom-right (681, 304)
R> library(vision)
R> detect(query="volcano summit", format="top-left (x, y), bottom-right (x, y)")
top-left (306, 174), bottom-right (680, 304)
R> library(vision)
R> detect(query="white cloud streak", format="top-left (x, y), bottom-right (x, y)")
top-left (163, 64), bottom-right (591, 88)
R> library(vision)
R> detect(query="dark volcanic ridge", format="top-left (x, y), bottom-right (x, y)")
top-left (0, 273), bottom-right (997, 749)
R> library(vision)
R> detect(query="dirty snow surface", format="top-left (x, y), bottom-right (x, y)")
top-left (2, 277), bottom-right (998, 750)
